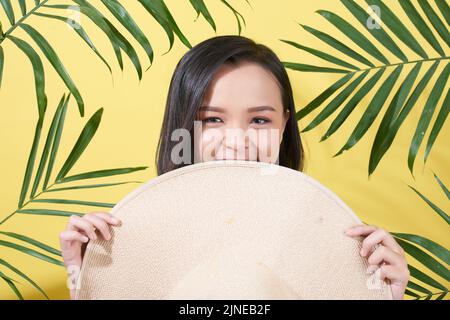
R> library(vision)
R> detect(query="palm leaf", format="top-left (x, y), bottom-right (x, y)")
top-left (16, 105), bottom-right (45, 208)
top-left (298, 24), bottom-right (374, 67)
top-left (190, 0), bottom-right (217, 32)
top-left (0, 240), bottom-right (63, 266)
top-left (0, 46), bottom-right (4, 88)
top-left (404, 289), bottom-right (421, 299)
top-left (0, 0), bottom-right (15, 25)
top-left (0, 231), bottom-right (60, 256)
top-left (408, 264), bottom-right (447, 292)
top-left (341, 0), bottom-right (407, 62)
top-left (43, 94), bottom-right (70, 190)
top-left (32, 12), bottom-right (112, 74)
top-left (100, 0), bottom-right (153, 68)
top-left (282, 62), bottom-right (349, 74)
top-left (366, 0), bottom-right (428, 59)
top-left (0, 258), bottom-right (48, 299)
top-left (0, 95), bottom-right (147, 226)
top-left (45, 181), bottom-right (141, 193)
top-left (0, 94), bottom-right (148, 299)
top-left (392, 175), bottom-right (450, 300)
top-left (316, 9), bottom-right (389, 64)
top-left (408, 64), bottom-right (450, 175)
top-left (138, 0), bottom-right (191, 51)
top-left (60, 167), bottom-right (148, 183)
top-left (322, 68), bottom-right (385, 141)
top-left (395, 238), bottom-right (449, 282)
top-left (296, 73), bottom-right (354, 121)
top-left (283, 0), bottom-right (450, 176)
top-left (55, 108), bottom-right (103, 182)
top-left (31, 199), bottom-right (114, 208)
top-left (0, 272), bottom-right (23, 300)
top-left (220, 0), bottom-right (246, 36)
top-left (30, 94), bottom-right (66, 198)
top-left (0, 0), bottom-right (249, 115)
top-left (280, 39), bottom-right (359, 70)
top-left (398, 0), bottom-right (445, 57)
top-left (407, 280), bottom-right (433, 295)
top-left (68, 1), bottom-right (143, 80)
top-left (44, 3), bottom-right (126, 72)
top-left (18, 0), bottom-right (26, 16)
top-left (16, 209), bottom-right (84, 217)
top-left (424, 88), bottom-right (450, 163)
top-left (433, 172), bottom-right (450, 200)
top-left (417, 0), bottom-right (450, 48)
top-left (408, 185), bottom-right (449, 225)
top-left (436, 292), bottom-right (448, 300)
top-left (364, 61), bottom-right (422, 166)
top-left (333, 66), bottom-right (403, 155)
top-left (368, 61), bottom-right (440, 175)
top-left (18, 23), bottom-right (84, 116)
top-left (435, 0), bottom-right (450, 25)
top-left (392, 233), bottom-right (449, 264)
top-left (7, 35), bottom-right (46, 118)
top-left (302, 70), bottom-right (370, 132)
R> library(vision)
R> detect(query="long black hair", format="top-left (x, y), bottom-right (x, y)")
top-left (156, 35), bottom-right (304, 175)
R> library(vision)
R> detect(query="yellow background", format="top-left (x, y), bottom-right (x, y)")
top-left (0, 0), bottom-right (448, 299)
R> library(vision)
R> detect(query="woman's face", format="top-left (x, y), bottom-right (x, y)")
top-left (194, 61), bottom-right (290, 164)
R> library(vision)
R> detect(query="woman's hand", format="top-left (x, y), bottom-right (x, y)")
top-left (59, 211), bottom-right (122, 299)
top-left (345, 224), bottom-right (410, 300)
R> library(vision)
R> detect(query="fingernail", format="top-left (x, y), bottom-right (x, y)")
top-left (360, 248), bottom-right (366, 257)
top-left (82, 236), bottom-right (89, 242)
top-left (112, 217), bottom-right (121, 225)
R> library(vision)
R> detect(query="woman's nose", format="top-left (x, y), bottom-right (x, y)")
top-left (221, 128), bottom-right (250, 156)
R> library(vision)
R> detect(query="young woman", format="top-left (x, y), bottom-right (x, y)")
top-left (60, 35), bottom-right (409, 299)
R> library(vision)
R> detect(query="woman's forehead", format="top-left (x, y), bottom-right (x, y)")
top-left (202, 62), bottom-right (283, 111)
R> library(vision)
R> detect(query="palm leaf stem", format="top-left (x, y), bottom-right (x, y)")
top-left (0, 182), bottom-right (56, 226)
top-left (0, 0), bottom-right (49, 43)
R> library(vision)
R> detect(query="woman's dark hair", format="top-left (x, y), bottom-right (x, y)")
top-left (156, 35), bottom-right (304, 175)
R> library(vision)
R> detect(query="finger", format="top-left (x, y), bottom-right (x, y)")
top-left (367, 245), bottom-right (405, 267)
top-left (91, 212), bottom-right (122, 226)
top-left (67, 215), bottom-right (97, 240)
top-left (345, 224), bottom-right (377, 237)
top-left (379, 265), bottom-right (410, 285)
top-left (83, 214), bottom-right (112, 240)
top-left (59, 231), bottom-right (89, 249)
top-left (366, 264), bottom-right (379, 275)
top-left (360, 228), bottom-right (404, 257)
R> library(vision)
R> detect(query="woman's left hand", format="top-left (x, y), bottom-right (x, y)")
top-left (345, 224), bottom-right (410, 300)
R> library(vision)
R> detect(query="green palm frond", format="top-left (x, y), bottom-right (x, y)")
top-left (391, 173), bottom-right (449, 300)
top-left (281, 0), bottom-right (450, 177)
top-left (0, 94), bottom-right (148, 299)
top-left (0, 0), bottom-right (251, 116)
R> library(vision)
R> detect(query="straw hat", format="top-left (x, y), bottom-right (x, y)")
top-left (74, 160), bottom-right (393, 300)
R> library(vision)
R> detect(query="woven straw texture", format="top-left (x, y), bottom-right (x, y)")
top-left (75, 160), bottom-right (393, 300)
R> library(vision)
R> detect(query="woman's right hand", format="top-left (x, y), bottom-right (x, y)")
top-left (59, 211), bottom-right (122, 298)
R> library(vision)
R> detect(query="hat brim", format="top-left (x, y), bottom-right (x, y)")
top-left (75, 160), bottom-right (393, 300)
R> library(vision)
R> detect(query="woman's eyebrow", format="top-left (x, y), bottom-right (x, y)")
top-left (199, 106), bottom-right (226, 113)
top-left (247, 106), bottom-right (276, 112)
top-left (200, 106), bottom-right (276, 113)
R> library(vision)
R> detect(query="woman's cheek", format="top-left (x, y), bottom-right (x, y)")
top-left (255, 128), bottom-right (282, 164)
top-left (194, 128), bottom-right (223, 162)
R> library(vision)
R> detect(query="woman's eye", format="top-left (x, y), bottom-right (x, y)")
top-left (203, 117), bottom-right (222, 124)
top-left (252, 117), bottom-right (271, 125)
